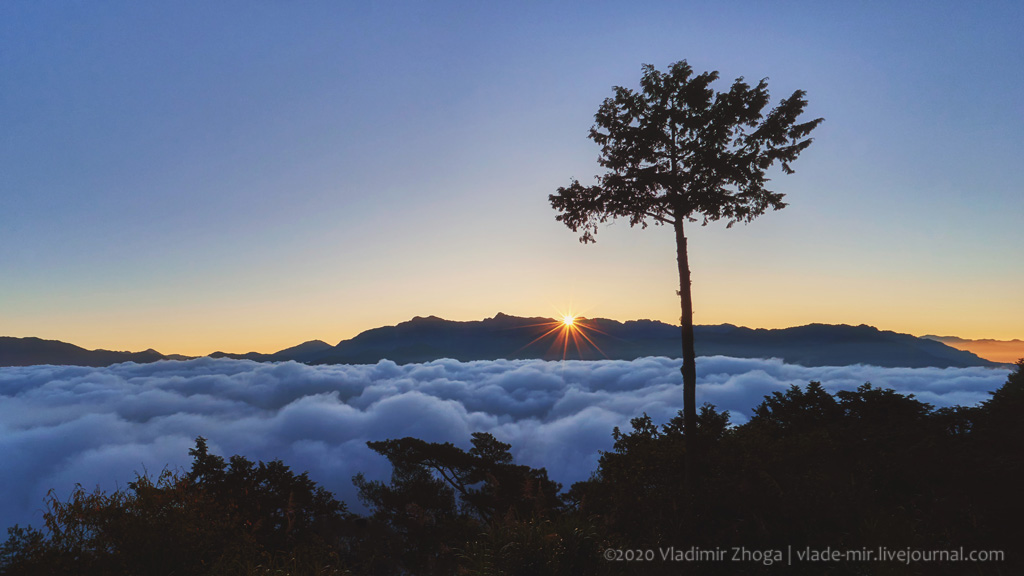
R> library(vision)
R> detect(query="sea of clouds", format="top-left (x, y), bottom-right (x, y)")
top-left (0, 356), bottom-right (1011, 530)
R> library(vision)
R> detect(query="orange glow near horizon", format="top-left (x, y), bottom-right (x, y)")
top-left (4, 298), bottom-right (1021, 358)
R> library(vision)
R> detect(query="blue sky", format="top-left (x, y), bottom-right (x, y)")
top-left (2, 1), bottom-right (1022, 354)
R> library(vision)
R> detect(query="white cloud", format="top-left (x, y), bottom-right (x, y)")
top-left (0, 356), bottom-right (1010, 530)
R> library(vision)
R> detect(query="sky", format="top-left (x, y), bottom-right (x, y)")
top-left (2, 1), bottom-right (1022, 355)
top-left (0, 355), bottom-right (1010, 530)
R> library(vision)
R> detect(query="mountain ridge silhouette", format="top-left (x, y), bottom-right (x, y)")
top-left (1, 314), bottom-right (1003, 368)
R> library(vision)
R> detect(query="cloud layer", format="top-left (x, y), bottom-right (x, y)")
top-left (0, 356), bottom-right (1010, 530)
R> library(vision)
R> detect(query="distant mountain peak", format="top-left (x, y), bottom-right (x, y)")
top-left (296, 339), bottom-right (330, 347)
top-left (408, 315), bottom-right (446, 323)
top-left (920, 335), bottom-right (1024, 364)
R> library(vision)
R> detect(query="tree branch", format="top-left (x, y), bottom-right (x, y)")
top-left (643, 211), bottom-right (674, 225)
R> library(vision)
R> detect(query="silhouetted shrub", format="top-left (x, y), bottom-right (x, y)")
top-left (1, 438), bottom-right (352, 576)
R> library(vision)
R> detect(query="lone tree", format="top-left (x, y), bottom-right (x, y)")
top-left (550, 60), bottom-right (821, 466)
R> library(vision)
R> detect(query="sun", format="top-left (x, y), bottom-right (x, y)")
top-left (512, 306), bottom-right (607, 360)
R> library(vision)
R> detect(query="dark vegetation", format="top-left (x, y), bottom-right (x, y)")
top-left (3, 361), bottom-right (1021, 575)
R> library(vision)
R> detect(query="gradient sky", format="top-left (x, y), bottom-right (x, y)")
top-left (2, 1), bottom-right (1022, 355)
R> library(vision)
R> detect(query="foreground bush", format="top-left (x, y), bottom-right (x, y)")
top-left (1, 438), bottom-right (352, 576)
top-left (570, 361), bottom-right (1024, 574)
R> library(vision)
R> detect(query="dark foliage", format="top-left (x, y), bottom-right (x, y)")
top-left (571, 364), bottom-right (1024, 574)
top-left (1, 438), bottom-right (352, 576)
top-left (351, 432), bottom-right (603, 575)
top-left (4, 362), bottom-right (1021, 575)
top-left (550, 60), bottom-right (822, 243)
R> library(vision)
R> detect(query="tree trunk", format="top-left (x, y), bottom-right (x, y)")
top-left (674, 217), bottom-right (698, 527)
top-left (673, 218), bottom-right (698, 441)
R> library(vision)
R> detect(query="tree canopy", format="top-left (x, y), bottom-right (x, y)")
top-left (550, 60), bottom-right (822, 241)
